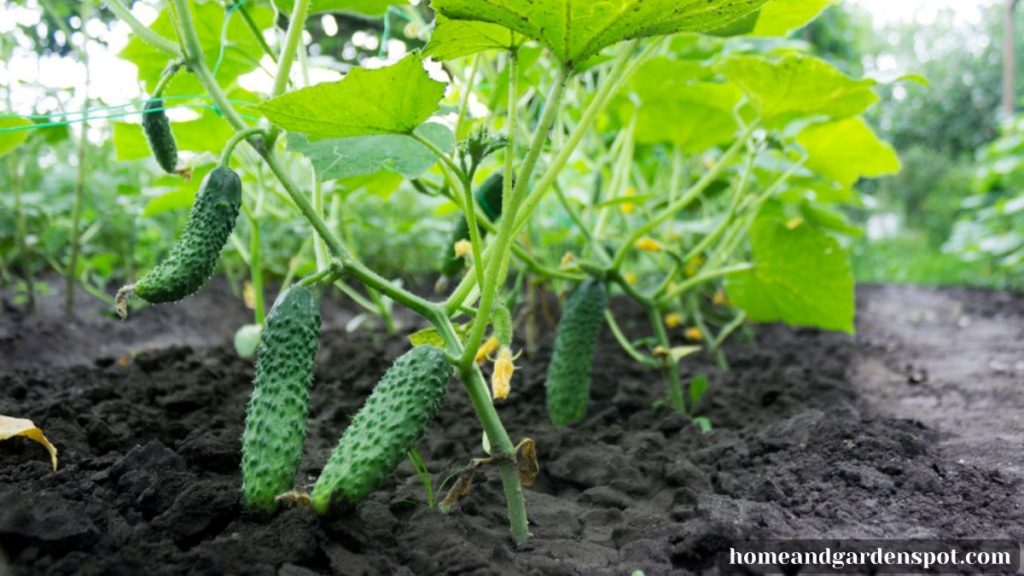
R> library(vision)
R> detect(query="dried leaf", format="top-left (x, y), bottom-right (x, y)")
top-left (438, 473), bottom-right (475, 514)
top-left (0, 415), bottom-right (58, 471)
top-left (514, 438), bottom-right (539, 487)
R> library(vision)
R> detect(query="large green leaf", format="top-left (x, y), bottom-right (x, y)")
top-left (728, 218), bottom-right (854, 333)
top-left (716, 53), bottom-right (877, 126)
top-left (288, 122), bottom-right (454, 181)
top-left (258, 54), bottom-right (446, 140)
top-left (0, 117), bottom-right (33, 158)
top-left (273, 0), bottom-right (400, 17)
top-left (112, 113), bottom-right (236, 161)
top-left (751, 0), bottom-right (831, 35)
top-left (431, 0), bottom-right (769, 67)
top-left (424, 16), bottom-right (523, 60)
top-left (634, 83), bottom-right (741, 152)
top-left (796, 117), bottom-right (901, 187)
top-left (120, 3), bottom-right (274, 95)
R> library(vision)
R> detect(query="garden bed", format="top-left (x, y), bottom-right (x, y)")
top-left (1, 283), bottom-right (1022, 575)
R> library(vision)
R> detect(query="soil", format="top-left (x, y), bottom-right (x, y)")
top-left (1, 281), bottom-right (1022, 576)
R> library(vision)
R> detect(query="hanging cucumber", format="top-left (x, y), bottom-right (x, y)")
top-left (311, 346), bottom-right (452, 513)
top-left (117, 166), bottom-right (242, 317)
top-left (241, 286), bottom-right (321, 513)
top-left (440, 172), bottom-right (506, 277)
top-left (142, 98), bottom-right (179, 174)
top-left (545, 281), bottom-right (607, 427)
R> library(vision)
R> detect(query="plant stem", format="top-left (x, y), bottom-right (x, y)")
top-left (247, 210), bottom-right (266, 324)
top-left (458, 66), bottom-right (568, 365)
top-left (67, 0), bottom-right (92, 315)
top-left (220, 127), bottom-right (267, 166)
top-left (657, 263), bottom-right (753, 306)
top-left (234, 1), bottom-right (277, 63)
top-left (162, 0), bottom-right (529, 542)
top-left (11, 157), bottom-right (34, 312)
top-left (102, 0), bottom-right (181, 56)
top-left (610, 127), bottom-right (754, 272)
top-left (266, 0), bottom-right (309, 143)
top-left (605, 309), bottom-right (657, 367)
top-left (648, 305), bottom-right (685, 412)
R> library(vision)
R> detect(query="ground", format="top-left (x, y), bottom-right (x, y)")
top-left (1, 281), bottom-right (1022, 576)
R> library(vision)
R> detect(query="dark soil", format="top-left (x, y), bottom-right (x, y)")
top-left (1, 282), bottom-right (1023, 575)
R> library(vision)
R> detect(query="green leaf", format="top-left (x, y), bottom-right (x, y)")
top-left (424, 15), bottom-right (523, 60)
top-left (689, 373), bottom-right (709, 407)
top-left (751, 0), bottom-right (831, 36)
top-left (259, 54), bottom-right (447, 140)
top-left (120, 4), bottom-right (274, 95)
top-left (273, 0), bottom-right (400, 17)
top-left (431, 0), bottom-right (770, 67)
top-left (796, 117), bottom-right (901, 187)
top-left (728, 218), bottom-right (854, 333)
top-left (0, 117), bottom-right (33, 158)
top-left (408, 327), bottom-right (446, 348)
top-left (144, 187), bottom-right (197, 217)
top-left (692, 416), bottom-right (713, 434)
top-left (112, 113), bottom-right (235, 161)
top-left (634, 82), bottom-right (741, 152)
top-left (716, 53), bottom-right (878, 126)
top-left (288, 122), bottom-right (455, 181)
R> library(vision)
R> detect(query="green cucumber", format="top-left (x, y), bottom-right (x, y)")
top-left (311, 346), bottom-right (452, 513)
top-left (142, 98), bottom-right (178, 174)
top-left (440, 173), bottom-right (505, 277)
top-left (129, 166), bottom-right (242, 305)
top-left (545, 281), bottom-right (607, 427)
top-left (241, 286), bottom-right (321, 512)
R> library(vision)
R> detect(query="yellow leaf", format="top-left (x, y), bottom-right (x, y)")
top-left (0, 415), bottom-right (58, 471)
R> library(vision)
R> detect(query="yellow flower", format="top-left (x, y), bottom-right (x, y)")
top-left (491, 346), bottom-right (516, 400)
top-left (684, 327), bottom-right (703, 342)
top-left (624, 272), bottom-right (638, 285)
top-left (620, 187), bottom-right (637, 215)
top-left (560, 251), bottom-right (577, 270)
top-left (475, 335), bottom-right (500, 365)
top-left (634, 237), bottom-right (664, 253)
top-left (713, 289), bottom-right (728, 306)
top-left (664, 312), bottom-right (683, 328)
top-left (454, 239), bottom-right (473, 259)
top-left (685, 256), bottom-right (704, 277)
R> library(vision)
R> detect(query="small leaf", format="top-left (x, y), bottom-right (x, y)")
top-left (259, 54), bottom-right (447, 140)
top-left (796, 117), bottom-right (901, 187)
top-left (409, 327), bottom-right (446, 348)
top-left (288, 122), bottom-right (454, 181)
top-left (668, 346), bottom-right (702, 363)
top-left (0, 117), bottom-right (34, 158)
top-left (692, 416), bottom-right (713, 434)
top-left (0, 415), bottom-right (58, 471)
top-left (689, 373), bottom-right (709, 407)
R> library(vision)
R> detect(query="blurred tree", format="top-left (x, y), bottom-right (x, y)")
top-left (1005, 0), bottom-right (1021, 116)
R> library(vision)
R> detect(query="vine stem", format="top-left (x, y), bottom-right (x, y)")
top-left (266, 0), bottom-right (309, 144)
top-left (648, 305), bottom-right (685, 412)
top-left (459, 65), bottom-right (568, 366)
top-left (609, 124), bottom-right (757, 272)
top-left (104, 0), bottom-right (180, 56)
top-left (156, 0), bottom-right (530, 544)
top-left (220, 127), bottom-right (267, 166)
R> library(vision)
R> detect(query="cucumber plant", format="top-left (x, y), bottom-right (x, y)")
top-left (99, 0), bottom-right (900, 546)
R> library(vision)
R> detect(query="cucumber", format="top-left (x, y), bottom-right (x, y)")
top-left (545, 281), bottom-right (607, 427)
top-left (142, 98), bottom-right (178, 174)
top-left (311, 346), bottom-right (452, 513)
top-left (129, 166), bottom-right (242, 305)
top-left (440, 173), bottom-right (505, 277)
top-left (241, 286), bottom-right (321, 512)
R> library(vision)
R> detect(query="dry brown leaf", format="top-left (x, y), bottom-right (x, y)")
top-left (0, 415), bottom-right (58, 471)
top-left (515, 438), bottom-right (539, 487)
top-left (438, 473), bottom-right (474, 514)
